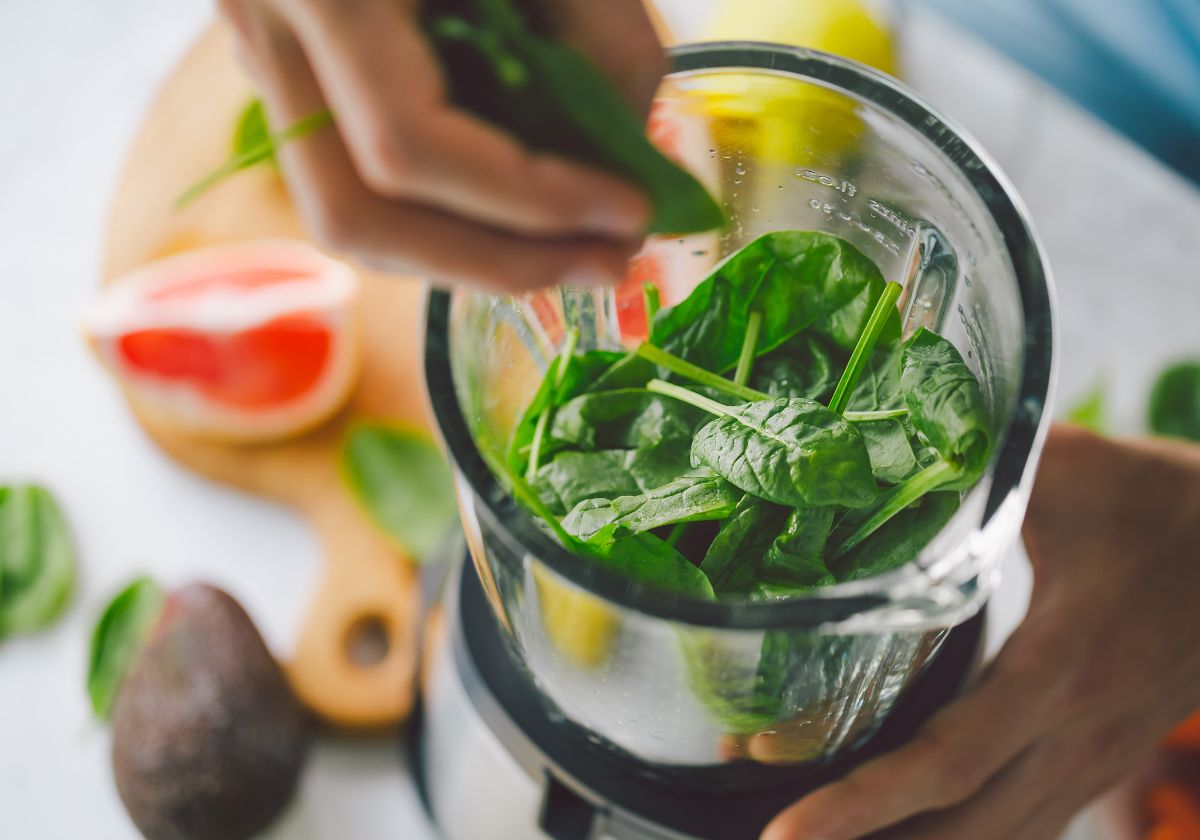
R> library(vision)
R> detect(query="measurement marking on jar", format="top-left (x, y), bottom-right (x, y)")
top-left (794, 168), bottom-right (857, 196)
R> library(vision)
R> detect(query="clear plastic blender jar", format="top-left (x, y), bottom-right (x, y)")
top-left (424, 42), bottom-right (1054, 776)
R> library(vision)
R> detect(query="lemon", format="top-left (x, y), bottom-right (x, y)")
top-left (532, 564), bottom-right (620, 668)
top-left (695, 0), bottom-right (897, 165)
top-left (703, 0), bottom-right (896, 76)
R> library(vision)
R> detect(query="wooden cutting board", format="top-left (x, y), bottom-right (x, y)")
top-left (101, 22), bottom-right (431, 730)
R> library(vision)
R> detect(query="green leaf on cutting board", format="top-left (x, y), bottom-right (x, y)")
top-left (0, 485), bottom-right (76, 639)
top-left (87, 576), bottom-right (164, 720)
top-left (175, 103), bottom-right (332, 209)
top-left (1148, 361), bottom-right (1200, 443)
top-left (341, 423), bottom-right (458, 562)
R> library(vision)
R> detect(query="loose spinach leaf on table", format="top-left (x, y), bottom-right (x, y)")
top-left (831, 492), bottom-right (960, 582)
top-left (901, 328), bottom-right (992, 484)
top-left (531, 447), bottom-right (691, 514)
top-left (87, 576), bottom-right (164, 720)
top-left (0, 485), bottom-right (75, 639)
top-left (651, 231), bottom-right (891, 373)
top-left (562, 469), bottom-right (741, 542)
top-left (581, 529), bottom-right (715, 599)
top-left (549, 388), bottom-right (710, 451)
top-left (1148, 361), bottom-right (1200, 443)
top-left (759, 507), bottom-right (836, 589)
top-left (650, 381), bottom-right (876, 509)
top-left (342, 424), bottom-right (458, 561)
top-left (750, 333), bottom-right (845, 402)
top-left (699, 495), bottom-right (789, 593)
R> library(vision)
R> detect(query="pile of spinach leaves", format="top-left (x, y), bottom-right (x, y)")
top-left (503, 230), bottom-right (993, 602)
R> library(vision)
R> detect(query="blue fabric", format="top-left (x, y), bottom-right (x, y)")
top-left (910, 0), bottom-right (1200, 184)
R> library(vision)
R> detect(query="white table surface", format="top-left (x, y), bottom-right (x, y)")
top-left (1, 2), bottom-right (1197, 838)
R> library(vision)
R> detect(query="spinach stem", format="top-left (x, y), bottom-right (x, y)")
top-left (665, 522), bottom-right (687, 547)
top-left (175, 110), bottom-right (333, 209)
top-left (646, 379), bottom-right (733, 417)
top-left (733, 310), bottom-right (763, 388)
top-left (555, 327), bottom-right (580, 388)
top-left (527, 327), bottom-right (580, 480)
top-left (636, 342), bottom-right (769, 402)
top-left (828, 282), bottom-right (903, 415)
top-left (642, 283), bottom-right (661, 329)
top-left (481, 445), bottom-right (579, 547)
top-left (844, 408), bottom-right (909, 422)
top-left (526, 410), bottom-right (551, 480)
top-left (830, 458), bottom-right (958, 556)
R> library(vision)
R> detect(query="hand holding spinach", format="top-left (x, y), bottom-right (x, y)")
top-left (198, 0), bottom-right (722, 291)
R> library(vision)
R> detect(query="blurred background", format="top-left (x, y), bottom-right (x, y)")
top-left (1, 1), bottom-right (1197, 838)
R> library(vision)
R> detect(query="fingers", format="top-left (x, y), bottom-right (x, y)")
top-left (231, 0), bottom-right (634, 290)
top-left (761, 656), bottom-right (1051, 840)
top-left (279, 0), bottom-right (651, 238)
top-left (544, 0), bottom-right (668, 117)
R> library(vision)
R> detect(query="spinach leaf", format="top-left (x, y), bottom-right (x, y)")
top-left (828, 281), bottom-right (903, 415)
top-left (831, 491), bottom-right (960, 582)
top-left (176, 107), bottom-right (332, 208)
top-left (651, 231), bottom-right (889, 372)
top-left (87, 577), bottom-right (164, 719)
top-left (1065, 380), bottom-right (1109, 435)
top-left (0, 485), bottom-right (75, 639)
top-left (699, 495), bottom-right (789, 592)
top-left (750, 333), bottom-right (844, 402)
top-left (341, 424), bottom-right (458, 561)
top-left (233, 99), bottom-right (272, 163)
top-left (506, 346), bottom-right (623, 474)
top-left (848, 344), bottom-right (904, 411)
top-left (581, 530), bottom-right (714, 599)
top-left (1148, 361), bottom-right (1200, 443)
top-left (759, 507), bottom-right (836, 589)
top-left (427, 0), bottom-right (723, 234)
top-left (901, 328), bottom-right (992, 484)
top-left (650, 381), bottom-right (876, 509)
top-left (586, 351), bottom-right (657, 393)
top-left (858, 418), bottom-right (919, 484)
top-left (562, 469), bottom-right (741, 542)
top-left (531, 447), bottom-right (690, 514)
top-left (549, 388), bottom-right (709, 451)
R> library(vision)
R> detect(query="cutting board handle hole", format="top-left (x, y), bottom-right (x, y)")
top-left (345, 614), bottom-right (391, 668)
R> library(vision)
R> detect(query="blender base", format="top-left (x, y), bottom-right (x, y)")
top-left (413, 558), bottom-right (984, 840)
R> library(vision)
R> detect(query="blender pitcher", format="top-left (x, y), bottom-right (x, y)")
top-left (421, 42), bottom-right (1054, 840)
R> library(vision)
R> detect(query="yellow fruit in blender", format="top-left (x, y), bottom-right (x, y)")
top-left (533, 563), bottom-right (620, 669)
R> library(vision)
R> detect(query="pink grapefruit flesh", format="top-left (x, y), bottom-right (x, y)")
top-left (87, 240), bottom-right (361, 442)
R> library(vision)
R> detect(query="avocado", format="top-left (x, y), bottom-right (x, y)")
top-left (111, 584), bottom-right (310, 840)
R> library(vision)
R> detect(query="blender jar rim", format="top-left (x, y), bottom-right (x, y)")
top-left (423, 42), bottom-right (1055, 631)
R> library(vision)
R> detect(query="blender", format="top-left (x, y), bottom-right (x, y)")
top-left (416, 43), bottom-right (1055, 840)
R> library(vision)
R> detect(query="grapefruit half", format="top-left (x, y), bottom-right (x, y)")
top-left (87, 240), bottom-right (361, 442)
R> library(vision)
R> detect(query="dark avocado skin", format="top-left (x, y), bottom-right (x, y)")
top-left (112, 584), bottom-right (311, 840)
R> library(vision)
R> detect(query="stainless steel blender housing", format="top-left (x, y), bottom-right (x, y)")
top-left (421, 41), bottom-right (1055, 830)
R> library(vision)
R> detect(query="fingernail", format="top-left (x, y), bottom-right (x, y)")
top-left (562, 265), bottom-right (620, 289)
